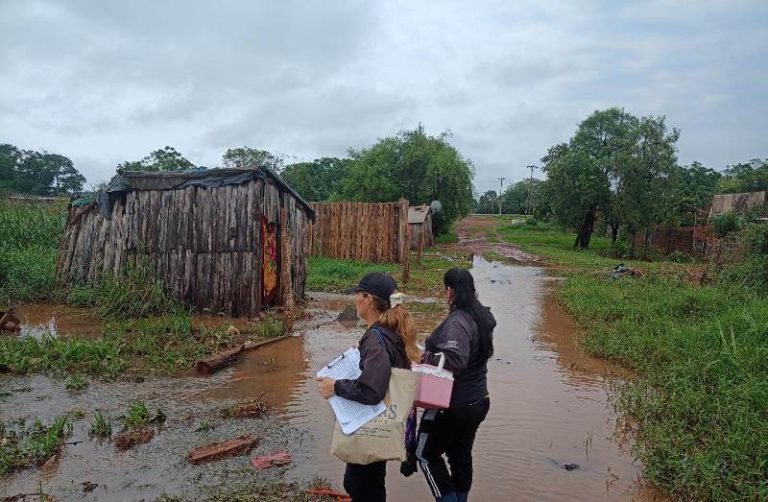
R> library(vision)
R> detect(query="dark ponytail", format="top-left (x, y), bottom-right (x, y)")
top-left (444, 268), bottom-right (496, 360)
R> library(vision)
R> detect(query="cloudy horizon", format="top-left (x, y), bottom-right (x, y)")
top-left (1, 0), bottom-right (766, 194)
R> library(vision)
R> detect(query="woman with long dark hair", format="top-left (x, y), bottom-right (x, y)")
top-left (415, 268), bottom-right (496, 502)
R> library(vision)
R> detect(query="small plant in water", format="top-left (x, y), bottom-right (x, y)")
top-left (65, 375), bottom-right (88, 391)
top-left (89, 411), bottom-right (112, 439)
top-left (121, 401), bottom-right (150, 429)
top-left (194, 421), bottom-right (214, 432)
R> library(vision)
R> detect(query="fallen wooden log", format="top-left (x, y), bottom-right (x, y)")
top-left (187, 434), bottom-right (259, 464)
top-left (195, 345), bottom-right (244, 375)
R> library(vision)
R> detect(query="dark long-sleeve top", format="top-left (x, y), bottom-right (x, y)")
top-left (334, 323), bottom-right (410, 405)
top-left (422, 308), bottom-right (495, 407)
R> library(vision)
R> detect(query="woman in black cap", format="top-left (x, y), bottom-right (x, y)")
top-left (316, 271), bottom-right (420, 502)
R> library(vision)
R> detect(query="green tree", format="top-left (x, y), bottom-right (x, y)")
top-left (280, 157), bottom-right (350, 201)
top-left (1, 146), bottom-right (85, 195)
top-left (0, 144), bottom-right (22, 193)
top-left (117, 146), bottom-right (195, 173)
top-left (474, 190), bottom-right (498, 214)
top-left (716, 159), bottom-right (768, 193)
top-left (222, 147), bottom-right (283, 171)
top-left (338, 126), bottom-right (474, 233)
top-left (660, 161), bottom-right (721, 226)
top-left (499, 179), bottom-right (543, 215)
top-left (541, 143), bottom-right (611, 249)
top-left (541, 108), bottom-right (680, 249)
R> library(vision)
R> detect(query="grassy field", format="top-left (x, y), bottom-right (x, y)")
top-left (0, 200), bottom-right (67, 303)
top-left (307, 253), bottom-right (471, 297)
top-left (499, 220), bottom-right (768, 500)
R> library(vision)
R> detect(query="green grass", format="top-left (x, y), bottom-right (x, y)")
top-left (307, 257), bottom-right (398, 292)
top-left (434, 225), bottom-right (458, 244)
top-left (0, 313), bottom-right (266, 378)
top-left (307, 254), bottom-right (471, 296)
top-left (561, 273), bottom-right (768, 500)
top-left (0, 200), bottom-right (66, 304)
top-left (496, 220), bottom-right (666, 271)
top-left (0, 416), bottom-right (73, 474)
top-left (65, 374), bottom-right (89, 391)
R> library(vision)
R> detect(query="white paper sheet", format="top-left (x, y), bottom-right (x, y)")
top-left (317, 347), bottom-right (386, 434)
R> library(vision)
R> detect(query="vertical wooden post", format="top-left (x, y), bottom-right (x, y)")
top-left (400, 199), bottom-right (410, 284)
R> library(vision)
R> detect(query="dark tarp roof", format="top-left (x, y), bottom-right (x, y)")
top-left (95, 167), bottom-right (315, 221)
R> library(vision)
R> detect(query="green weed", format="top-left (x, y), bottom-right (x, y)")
top-left (88, 411), bottom-right (112, 439)
top-left (65, 374), bottom-right (88, 391)
top-left (0, 416), bottom-right (72, 474)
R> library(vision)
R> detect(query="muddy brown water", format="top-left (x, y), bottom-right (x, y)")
top-left (1, 258), bottom-right (660, 501)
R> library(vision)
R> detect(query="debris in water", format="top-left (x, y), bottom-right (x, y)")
top-left (114, 427), bottom-right (155, 451)
top-left (188, 434), bottom-right (260, 464)
top-left (81, 481), bottom-right (98, 493)
top-left (564, 463), bottom-right (580, 471)
top-left (195, 344), bottom-right (245, 375)
top-left (336, 306), bottom-right (358, 323)
top-left (307, 487), bottom-right (351, 502)
top-left (0, 311), bottom-right (21, 334)
top-left (250, 451), bottom-right (292, 469)
top-left (3, 495), bottom-right (60, 502)
top-left (221, 399), bottom-right (270, 419)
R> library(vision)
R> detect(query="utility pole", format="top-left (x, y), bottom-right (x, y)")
top-left (525, 165), bottom-right (537, 216)
top-left (498, 177), bottom-right (506, 215)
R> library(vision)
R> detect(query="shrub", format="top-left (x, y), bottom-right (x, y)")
top-left (713, 211), bottom-right (741, 237)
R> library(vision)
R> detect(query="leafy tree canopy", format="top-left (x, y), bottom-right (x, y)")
top-left (116, 146), bottom-right (195, 173)
top-left (0, 143), bottom-right (85, 195)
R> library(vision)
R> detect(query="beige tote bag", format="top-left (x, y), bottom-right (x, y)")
top-left (330, 368), bottom-right (419, 465)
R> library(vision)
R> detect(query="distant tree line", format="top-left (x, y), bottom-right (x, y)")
top-left (3, 125), bottom-right (475, 234)
top-left (0, 143), bottom-right (86, 196)
top-left (475, 107), bottom-right (766, 251)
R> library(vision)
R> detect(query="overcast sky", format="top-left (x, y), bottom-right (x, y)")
top-left (1, 1), bottom-right (766, 193)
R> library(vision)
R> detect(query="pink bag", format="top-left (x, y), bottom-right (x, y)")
top-left (412, 353), bottom-right (454, 409)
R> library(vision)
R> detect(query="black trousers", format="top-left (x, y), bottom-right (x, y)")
top-left (416, 397), bottom-right (490, 499)
top-left (344, 460), bottom-right (387, 502)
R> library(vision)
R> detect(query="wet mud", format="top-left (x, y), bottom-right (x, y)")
top-left (2, 257), bottom-right (662, 500)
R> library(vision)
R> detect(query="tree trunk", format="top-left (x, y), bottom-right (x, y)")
top-left (573, 206), bottom-right (596, 250)
top-left (611, 223), bottom-right (619, 244)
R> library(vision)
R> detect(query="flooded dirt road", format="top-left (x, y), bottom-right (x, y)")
top-left (2, 256), bottom-right (658, 501)
top-left (272, 258), bottom-right (656, 501)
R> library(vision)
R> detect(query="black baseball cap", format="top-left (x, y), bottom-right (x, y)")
top-left (350, 272), bottom-right (398, 300)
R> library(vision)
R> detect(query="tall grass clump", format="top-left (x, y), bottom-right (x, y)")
top-left (95, 257), bottom-right (184, 319)
top-left (0, 200), bottom-right (66, 303)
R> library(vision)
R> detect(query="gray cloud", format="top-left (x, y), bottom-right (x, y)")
top-left (0, 0), bottom-right (766, 193)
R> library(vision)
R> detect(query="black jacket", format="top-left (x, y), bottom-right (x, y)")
top-left (422, 307), bottom-right (496, 407)
top-left (334, 323), bottom-right (410, 405)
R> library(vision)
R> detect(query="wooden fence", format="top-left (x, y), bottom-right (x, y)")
top-left (308, 200), bottom-right (411, 264)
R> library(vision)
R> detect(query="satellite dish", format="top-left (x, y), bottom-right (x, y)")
top-left (430, 200), bottom-right (442, 214)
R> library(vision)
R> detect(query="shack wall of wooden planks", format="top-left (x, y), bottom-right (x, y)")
top-left (307, 199), bottom-right (411, 266)
top-left (56, 168), bottom-right (314, 317)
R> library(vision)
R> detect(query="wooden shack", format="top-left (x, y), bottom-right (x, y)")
top-left (408, 205), bottom-right (434, 251)
top-left (56, 168), bottom-right (315, 316)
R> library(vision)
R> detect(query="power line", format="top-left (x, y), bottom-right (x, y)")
top-left (525, 165), bottom-right (537, 216)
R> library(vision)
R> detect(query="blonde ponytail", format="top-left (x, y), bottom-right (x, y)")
top-left (378, 302), bottom-right (421, 363)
